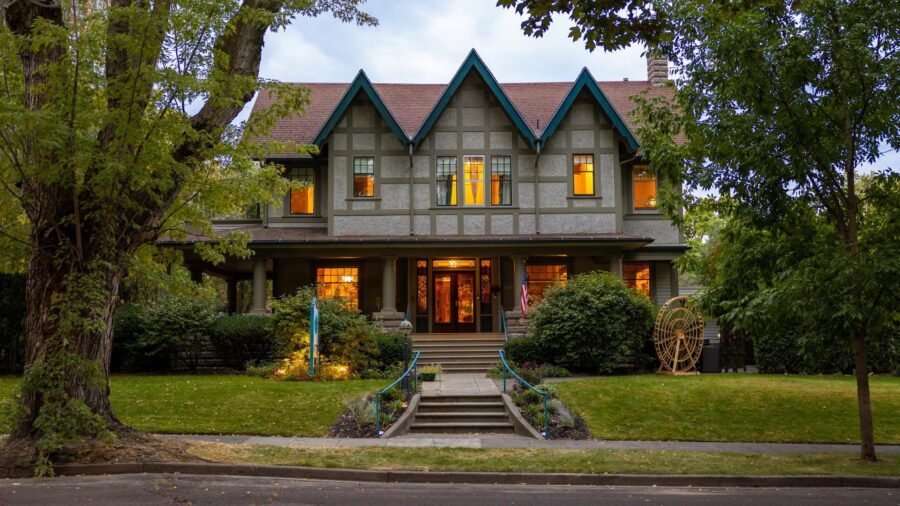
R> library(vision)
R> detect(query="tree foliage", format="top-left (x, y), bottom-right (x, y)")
top-left (0, 0), bottom-right (375, 471)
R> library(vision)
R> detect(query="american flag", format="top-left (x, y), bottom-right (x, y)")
top-left (520, 269), bottom-right (528, 317)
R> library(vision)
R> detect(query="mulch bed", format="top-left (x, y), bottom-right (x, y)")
top-left (326, 410), bottom-right (376, 438)
top-left (547, 414), bottom-right (593, 440)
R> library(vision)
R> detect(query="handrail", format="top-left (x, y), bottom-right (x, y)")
top-left (374, 350), bottom-right (421, 436)
top-left (498, 349), bottom-right (548, 437)
top-left (499, 305), bottom-right (509, 342)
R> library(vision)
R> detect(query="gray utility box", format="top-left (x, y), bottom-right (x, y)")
top-left (701, 341), bottom-right (721, 373)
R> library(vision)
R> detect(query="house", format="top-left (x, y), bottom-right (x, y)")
top-left (164, 50), bottom-right (686, 344)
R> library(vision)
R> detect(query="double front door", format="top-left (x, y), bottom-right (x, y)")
top-left (432, 271), bottom-right (476, 333)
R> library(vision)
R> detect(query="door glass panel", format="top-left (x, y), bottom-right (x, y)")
top-left (457, 273), bottom-right (475, 323)
top-left (434, 274), bottom-right (452, 324)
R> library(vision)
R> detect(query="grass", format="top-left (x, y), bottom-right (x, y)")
top-left (554, 374), bottom-right (900, 444)
top-left (190, 442), bottom-right (900, 477)
top-left (0, 375), bottom-right (384, 436)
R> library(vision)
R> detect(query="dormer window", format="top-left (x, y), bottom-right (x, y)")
top-left (633, 164), bottom-right (658, 210)
top-left (289, 167), bottom-right (315, 215)
top-left (573, 154), bottom-right (595, 196)
top-left (490, 156), bottom-right (512, 206)
top-left (353, 157), bottom-right (375, 197)
top-left (436, 156), bottom-right (458, 206)
top-left (463, 155), bottom-right (485, 206)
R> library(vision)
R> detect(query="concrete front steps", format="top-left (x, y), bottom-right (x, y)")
top-left (408, 394), bottom-right (515, 434)
top-left (412, 333), bottom-right (504, 373)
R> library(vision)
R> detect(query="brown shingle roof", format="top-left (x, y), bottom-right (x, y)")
top-left (250, 79), bottom-right (673, 148)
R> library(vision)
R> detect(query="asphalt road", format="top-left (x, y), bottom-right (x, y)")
top-left (0, 474), bottom-right (897, 505)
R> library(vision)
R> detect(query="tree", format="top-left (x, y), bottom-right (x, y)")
top-left (0, 0), bottom-right (375, 472)
top-left (507, 0), bottom-right (900, 461)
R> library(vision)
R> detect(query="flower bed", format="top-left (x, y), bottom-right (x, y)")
top-left (509, 383), bottom-right (592, 440)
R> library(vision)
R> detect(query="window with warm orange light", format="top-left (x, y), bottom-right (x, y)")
top-left (463, 156), bottom-right (485, 206)
top-left (289, 167), bottom-right (315, 215)
top-left (623, 263), bottom-right (651, 297)
top-left (436, 156), bottom-right (457, 206)
top-left (353, 157), bottom-right (375, 197)
top-left (525, 264), bottom-right (568, 305)
top-left (490, 156), bottom-right (511, 206)
top-left (573, 154), bottom-right (594, 195)
top-left (316, 267), bottom-right (359, 309)
top-left (633, 164), bottom-right (657, 210)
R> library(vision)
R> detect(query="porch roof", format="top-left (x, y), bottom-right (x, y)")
top-left (161, 224), bottom-right (655, 249)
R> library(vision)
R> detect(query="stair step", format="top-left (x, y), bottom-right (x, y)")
top-left (412, 334), bottom-right (504, 340)
top-left (418, 359), bottom-right (499, 366)
top-left (420, 395), bottom-right (502, 403)
top-left (417, 402), bottom-right (505, 413)
top-left (409, 422), bottom-right (515, 434)
top-left (415, 413), bottom-right (510, 424)
top-left (416, 352), bottom-right (500, 358)
top-left (414, 342), bottom-right (504, 349)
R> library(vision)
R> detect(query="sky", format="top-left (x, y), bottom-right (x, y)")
top-left (244, 0), bottom-right (897, 172)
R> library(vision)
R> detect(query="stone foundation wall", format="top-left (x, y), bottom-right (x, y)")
top-left (504, 310), bottom-right (531, 339)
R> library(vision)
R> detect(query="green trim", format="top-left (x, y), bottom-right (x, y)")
top-left (411, 49), bottom-right (537, 149)
top-left (312, 70), bottom-right (409, 147)
top-left (541, 68), bottom-right (640, 152)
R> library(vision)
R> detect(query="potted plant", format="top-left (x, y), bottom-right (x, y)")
top-left (419, 364), bottom-right (443, 382)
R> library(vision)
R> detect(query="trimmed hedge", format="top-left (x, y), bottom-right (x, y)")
top-left (210, 314), bottom-right (276, 369)
top-left (754, 329), bottom-right (899, 375)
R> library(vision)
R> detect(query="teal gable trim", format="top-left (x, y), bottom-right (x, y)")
top-left (540, 68), bottom-right (640, 152)
top-left (411, 49), bottom-right (537, 149)
top-left (312, 70), bottom-right (409, 147)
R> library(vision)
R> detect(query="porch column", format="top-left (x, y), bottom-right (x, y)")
top-left (610, 254), bottom-right (624, 279)
top-left (381, 256), bottom-right (397, 313)
top-left (250, 257), bottom-right (267, 314)
top-left (512, 255), bottom-right (526, 313)
top-left (226, 278), bottom-right (238, 314)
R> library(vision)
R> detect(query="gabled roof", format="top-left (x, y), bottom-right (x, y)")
top-left (311, 70), bottom-right (409, 147)
top-left (540, 68), bottom-right (639, 151)
top-left (249, 50), bottom-right (675, 157)
top-left (410, 49), bottom-right (537, 149)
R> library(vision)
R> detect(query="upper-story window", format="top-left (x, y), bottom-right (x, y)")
top-left (632, 164), bottom-right (657, 210)
top-left (573, 154), bottom-right (595, 196)
top-left (289, 167), bottom-right (315, 215)
top-left (463, 155), bottom-right (485, 206)
top-left (353, 157), bottom-right (375, 197)
top-left (490, 156), bottom-right (512, 206)
top-left (436, 156), bottom-right (458, 206)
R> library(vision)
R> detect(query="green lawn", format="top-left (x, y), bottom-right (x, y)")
top-left (555, 374), bottom-right (900, 444)
top-left (0, 375), bottom-right (383, 436)
top-left (191, 443), bottom-right (900, 477)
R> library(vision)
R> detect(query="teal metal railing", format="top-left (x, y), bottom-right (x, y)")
top-left (499, 349), bottom-right (549, 437)
top-left (374, 350), bottom-right (421, 436)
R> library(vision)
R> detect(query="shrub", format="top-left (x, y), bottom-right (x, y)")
top-left (271, 286), bottom-right (384, 374)
top-left (111, 303), bottom-right (149, 372)
top-left (210, 315), bottom-right (276, 369)
top-left (528, 271), bottom-right (655, 374)
top-left (374, 332), bottom-right (413, 370)
top-left (504, 336), bottom-right (542, 364)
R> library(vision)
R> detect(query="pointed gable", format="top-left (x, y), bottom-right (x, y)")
top-left (411, 49), bottom-right (537, 149)
top-left (540, 68), bottom-right (640, 152)
top-left (312, 70), bottom-right (409, 147)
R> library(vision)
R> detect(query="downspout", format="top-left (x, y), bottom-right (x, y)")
top-left (533, 140), bottom-right (541, 234)
top-left (408, 142), bottom-right (415, 235)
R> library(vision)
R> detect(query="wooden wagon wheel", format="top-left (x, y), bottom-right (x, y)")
top-left (654, 296), bottom-right (705, 374)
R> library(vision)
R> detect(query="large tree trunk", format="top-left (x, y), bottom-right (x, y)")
top-left (851, 332), bottom-right (876, 461)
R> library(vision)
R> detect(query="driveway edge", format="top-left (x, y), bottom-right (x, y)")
top-left (0, 462), bottom-right (896, 488)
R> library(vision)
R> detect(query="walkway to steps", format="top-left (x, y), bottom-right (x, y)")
top-left (406, 372), bottom-right (518, 435)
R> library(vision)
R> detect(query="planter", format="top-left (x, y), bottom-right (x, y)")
top-left (420, 372), bottom-right (437, 382)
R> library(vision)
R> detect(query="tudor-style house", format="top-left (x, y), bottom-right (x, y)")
top-left (167, 50), bottom-right (685, 349)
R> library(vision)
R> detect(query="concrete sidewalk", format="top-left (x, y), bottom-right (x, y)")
top-left (167, 434), bottom-right (900, 454)
top-left (421, 373), bottom-right (500, 396)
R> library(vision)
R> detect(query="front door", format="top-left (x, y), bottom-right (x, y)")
top-left (432, 271), bottom-right (477, 332)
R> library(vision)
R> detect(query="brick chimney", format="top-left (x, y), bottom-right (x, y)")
top-left (646, 53), bottom-right (669, 87)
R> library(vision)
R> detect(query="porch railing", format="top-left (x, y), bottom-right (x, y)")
top-left (374, 351), bottom-right (421, 436)
top-left (499, 349), bottom-right (548, 437)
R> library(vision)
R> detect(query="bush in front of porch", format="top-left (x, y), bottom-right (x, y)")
top-left (510, 271), bottom-right (655, 374)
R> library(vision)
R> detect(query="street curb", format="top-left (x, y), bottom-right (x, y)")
top-left (1, 462), bottom-right (897, 488)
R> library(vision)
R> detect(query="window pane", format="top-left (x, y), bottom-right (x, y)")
top-left (416, 260), bottom-right (428, 314)
top-left (573, 154), bottom-right (594, 195)
top-left (290, 167), bottom-right (315, 215)
top-left (436, 156), bottom-right (457, 206)
top-left (353, 157), bottom-right (375, 197)
top-left (633, 165), bottom-right (657, 209)
top-left (490, 156), bottom-right (512, 206)
top-left (316, 267), bottom-right (359, 309)
top-left (525, 264), bottom-right (568, 306)
top-left (463, 156), bottom-right (485, 206)
top-left (623, 263), bottom-right (651, 297)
